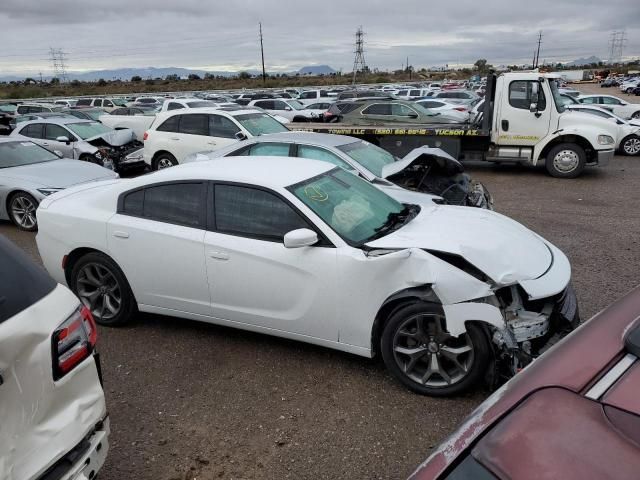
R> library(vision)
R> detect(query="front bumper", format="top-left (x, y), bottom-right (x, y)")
top-left (596, 148), bottom-right (614, 166)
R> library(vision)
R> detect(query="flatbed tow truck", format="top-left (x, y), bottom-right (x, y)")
top-left (289, 71), bottom-right (616, 178)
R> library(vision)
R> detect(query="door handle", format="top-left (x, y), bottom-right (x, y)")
top-left (501, 119), bottom-right (509, 131)
top-left (113, 231), bottom-right (130, 239)
top-left (170, 137), bottom-right (180, 141)
top-left (207, 141), bottom-right (217, 145)
top-left (208, 251), bottom-right (229, 261)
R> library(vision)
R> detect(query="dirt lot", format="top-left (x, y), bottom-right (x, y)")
top-left (2, 85), bottom-right (640, 479)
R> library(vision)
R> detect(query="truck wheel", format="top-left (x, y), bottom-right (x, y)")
top-left (621, 135), bottom-right (640, 156)
top-left (545, 143), bottom-right (586, 178)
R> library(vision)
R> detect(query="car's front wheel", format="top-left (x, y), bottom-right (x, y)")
top-left (621, 135), bottom-right (640, 156)
top-left (153, 152), bottom-right (178, 170)
top-left (70, 252), bottom-right (136, 326)
top-left (8, 192), bottom-right (38, 231)
top-left (380, 302), bottom-right (490, 396)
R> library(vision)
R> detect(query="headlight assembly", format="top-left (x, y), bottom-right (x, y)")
top-left (597, 134), bottom-right (614, 145)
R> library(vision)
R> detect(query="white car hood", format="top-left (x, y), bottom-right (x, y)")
top-left (365, 206), bottom-right (552, 285)
top-left (85, 128), bottom-right (136, 146)
top-left (2, 160), bottom-right (118, 188)
top-left (381, 147), bottom-right (463, 179)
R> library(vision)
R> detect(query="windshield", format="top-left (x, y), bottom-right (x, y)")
top-left (549, 79), bottom-right (566, 113)
top-left (67, 122), bottom-right (113, 139)
top-left (287, 100), bottom-right (305, 110)
top-left (235, 113), bottom-right (288, 136)
top-left (0, 105), bottom-right (15, 113)
top-left (289, 168), bottom-right (410, 245)
top-left (112, 98), bottom-right (127, 106)
top-left (338, 141), bottom-right (396, 177)
top-left (0, 141), bottom-right (58, 168)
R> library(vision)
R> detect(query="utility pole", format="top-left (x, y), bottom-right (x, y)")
top-left (534, 31), bottom-right (542, 68)
top-left (352, 26), bottom-right (367, 85)
top-left (49, 47), bottom-right (69, 83)
top-left (259, 22), bottom-right (266, 85)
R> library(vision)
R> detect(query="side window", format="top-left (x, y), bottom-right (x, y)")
top-left (76, 99), bottom-right (92, 106)
top-left (362, 104), bottom-right (392, 115)
top-left (44, 124), bottom-right (70, 141)
top-left (104, 100), bottom-right (114, 107)
top-left (20, 123), bottom-right (44, 139)
top-left (602, 97), bottom-right (621, 105)
top-left (112, 108), bottom-right (125, 115)
top-left (254, 100), bottom-right (274, 109)
top-left (272, 100), bottom-right (288, 110)
top-left (297, 145), bottom-right (354, 171)
top-left (93, 99), bottom-right (103, 107)
top-left (508, 81), bottom-right (546, 110)
top-left (179, 114), bottom-right (208, 136)
top-left (16, 106), bottom-right (27, 114)
top-left (208, 115), bottom-right (241, 139)
top-left (30, 106), bottom-right (44, 113)
top-left (320, 90), bottom-right (329, 97)
top-left (421, 101), bottom-right (440, 109)
top-left (580, 97), bottom-right (598, 104)
top-left (167, 102), bottom-right (184, 111)
top-left (300, 92), bottom-right (315, 99)
top-left (391, 103), bottom-right (417, 116)
top-left (122, 189), bottom-right (144, 216)
top-left (156, 115), bottom-right (180, 132)
top-left (143, 183), bottom-right (204, 227)
top-left (410, 90), bottom-right (421, 96)
top-left (214, 185), bottom-right (308, 241)
top-left (248, 143), bottom-right (291, 156)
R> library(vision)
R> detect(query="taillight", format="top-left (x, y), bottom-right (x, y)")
top-left (52, 306), bottom-right (98, 380)
top-left (143, 131), bottom-right (149, 141)
top-left (454, 107), bottom-right (468, 112)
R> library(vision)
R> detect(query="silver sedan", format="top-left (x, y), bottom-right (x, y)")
top-left (0, 137), bottom-right (118, 231)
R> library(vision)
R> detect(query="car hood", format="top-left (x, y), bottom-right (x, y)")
top-left (381, 147), bottom-right (464, 178)
top-left (365, 206), bottom-right (552, 285)
top-left (84, 128), bottom-right (136, 146)
top-left (1, 159), bottom-right (117, 188)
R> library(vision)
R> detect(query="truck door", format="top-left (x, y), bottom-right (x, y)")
top-left (497, 80), bottom-right (551, 146)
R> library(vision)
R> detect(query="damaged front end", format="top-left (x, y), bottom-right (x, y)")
top-left (382, 147), bottom-right (493, 209)
top-left (85, 129), bottom-right (144, 173)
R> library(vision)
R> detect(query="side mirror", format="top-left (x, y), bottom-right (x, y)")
top-left (56, 135), bottom-right (70, 144)
top-left (284, 228), bottom-right (318, 248)
top-left (285, 106), bottom-right (292, 111)
top-left (53, 150), bottom-right (64, 158)
top-left (529, 103), bottom-right (538, 113)
top-left (407, 113), bottom-right (418, 119)
top-left (235, 131), bottom-right (248, 141)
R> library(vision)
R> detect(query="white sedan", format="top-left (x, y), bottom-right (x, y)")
top-left (414, 99), bottom-right (470, 122)
top-left (248, 98), bottom-right (317, 122)
top-left (567, 104), bottom-right (640, 155)
top-left (36, 157), bottom-right (579, 396)
top-left (578, 94), bottom-right (640, 120)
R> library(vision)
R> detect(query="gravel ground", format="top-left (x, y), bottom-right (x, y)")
top-left (2, 84), bottom-right (639, 479)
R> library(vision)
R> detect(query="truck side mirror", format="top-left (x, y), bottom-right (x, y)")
top-left (529, 103), bottom-right (538, 113)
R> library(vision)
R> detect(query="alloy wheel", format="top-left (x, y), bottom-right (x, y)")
top-left (157, 157), bottom-right (175, 169)
top-left (392, 313), bottom-right (474, 388)
top-left (553, 149), bottom-right (580, 174)
top-left (76, 263), bottom-right (122, 321)
top-left (623, 137), bottom-right (640, 155)
top-left (10, 195), bottom-right (37, 230)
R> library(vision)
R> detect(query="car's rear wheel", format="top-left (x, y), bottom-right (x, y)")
top-left (8, 192), bottom-right (38, 231)
top-left (380, 302), bottom-right (490, 396)
top-left (621, 135), bottom-right (640, 156)
top-left (632, 111), bottom-right (640, 119)
top-left (154, 152), bottom-right (178, 170)
top-left (545, 143), bottom-right (586, 178)
top-left (70, 252), bottom-right (136, 326)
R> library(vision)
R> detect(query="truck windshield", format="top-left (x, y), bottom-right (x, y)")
top-left (549, 79), bottom-right (566, 113)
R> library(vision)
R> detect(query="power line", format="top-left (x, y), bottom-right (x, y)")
top-left (259, 22), bottom-right (266, 85)
top-left (49, 48), bottom-right (69, 83)
top-left (352, 26), bottom-right (367, 85)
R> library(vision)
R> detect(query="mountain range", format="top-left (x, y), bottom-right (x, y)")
top-left (564, 56), bottom-right (602, 67)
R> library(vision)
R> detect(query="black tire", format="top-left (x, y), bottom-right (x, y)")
top-left (621, 135), bottom-right (640, 156)
top-left (153, 152), bottom-right (178, 170)
top-left (69, 252), bottom-right (136, 326)
top-left (545, 143), bottom-right (586, 178)
top-left (8, 191), bottom-right (38, 231)
top-left (380, 302), bottom-right (491, 396)
top-left (631, 111), bottom-right (640, 119)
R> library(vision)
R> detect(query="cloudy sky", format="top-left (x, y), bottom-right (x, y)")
top-left (0, 0), bottom-right (638, 76)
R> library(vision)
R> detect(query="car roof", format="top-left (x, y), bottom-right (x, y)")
top-left (18, 117), bottom-right (93, 126)
top-left (135, 156), bottom-right (334, 189)
top-left (155, 107), bottom-right (265, 120)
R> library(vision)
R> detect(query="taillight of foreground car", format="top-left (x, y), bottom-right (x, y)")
top-left (143, 131), bottom-right (149, 141)
top-left (454, 106), bottom-right (468, 112)
top-left (52, 306), bottom-right (98, 380)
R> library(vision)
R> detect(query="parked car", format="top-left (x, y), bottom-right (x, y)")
top-left (64, 108), bottom-right (108, 122)
top-left (558, 87), bottom-right (581, 98)
top-left (75, 97), bottom-right (128, 112)
top-left (305, 102), bottom-right (334, 112)
top-left (567, 104), bottom-right (640, 155)
top-left (414, 99), bottom-right (470, 122)
top-left (578, 94), bottom-right (640, 119)
top-left (142, 108), bottom-right (289, 169)
top-left (188, 132), bottom-right (493, 209)
top-left (160, 98), bottom-right (236, 111)
top-left (0, 234), bottom-right (109, 480)
top-left (338, 99), bottom-right (461, 125)
top-left (99, 108), bottom-right (157, 141)
top-left (36, 156), bottom-right (578, 397)
top-left (394, 88), bottom-right (429, 100)
top-left (248, 98), bottom-right (317, 122)
top-left (0, 137), bottom-right (118, 230)
top-left (9, 112), bottom-right (75, 132)
top-left (126, 96), bottom-right (165, 108)
top-left (10, 118), bottom-right (144, 173)
top-left (15, 103), bottom-right (64, 115)
top-left (619, 78), bottom-right (640, 93)
top-left (559, 93), bottom-right (580, 106)
top-left (297, 89), bottom-right (331, 106)
top-left (54, 98), bottom-right (78, 107)
top-left (600, 77), bottom-right (618, 87)
top-left (322, 101), bottom-right (363, 123)
top-left (410, 286), bottom-right (640, 480)
top-left (431, 90), bottom-right (480, 106)
top-left (336, 90), bottom-right (395, 101)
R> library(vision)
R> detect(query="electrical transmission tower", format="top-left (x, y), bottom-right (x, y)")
top-left (608, 31), bottom-right (627, 65)
top-left (49, 48), bottom-right (69, 83)
top-left (352, 26), bottom-right (367, 85)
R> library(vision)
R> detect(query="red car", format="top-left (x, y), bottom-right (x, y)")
top-left (410, 286), bottom-right (640, 480)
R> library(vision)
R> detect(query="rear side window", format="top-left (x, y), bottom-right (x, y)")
top-left (122, 189), bottom-right (144, 216)
top-left (297, 145), bottom-right (354, 171)
top-left (248, 143), bottom-right (291, 156)
top-left (0, 235), bottom-right (56, 324)
top-left (120, 183), bottom-right (204, 227)
top-left (76, 99), bottom-right (92, 106)
top-left (167, 102), bottom-right (184, 111)
top-left (92, 99), bottom-right (103, 107)
top-left (156, 115), bottom-right (180, 132)
top-left (20, 123), bottom-right (44, 139)
top-left (254, 100), bottom-right (274, 109)
top-left (208, 115), bottom-right (240, 139)
top-left (214, 184), bottom-right (308, 241)
top-left (179, 114), bottom-right (208, 136)
top-left (362, 104), bottom-right (391, 115)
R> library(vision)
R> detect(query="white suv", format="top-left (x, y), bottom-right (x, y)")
top-left (143, 108), bottom-right (289, 169)
top-left (248, 98), bottom-right (316, 122)
top-left (0, 235), bottom-right (109, 480)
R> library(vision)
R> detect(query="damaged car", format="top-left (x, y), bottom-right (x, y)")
top-left (0, 234), bottom-right (109, 480)
top-left (185, 132), bottom-right (493, 209)
top-left (10, 118), bottom-right (144, 173)
top-left (36, 157), bottom-right (578, 397)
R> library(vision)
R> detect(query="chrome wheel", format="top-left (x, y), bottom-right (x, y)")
top-left (392, 314), bottom-right (474, 388)
top-left (76, 263), bottom-right (122, 321)
top-left (623, 137), bottom-right (640, 155)
top-left (157, 157), bottom-right (175, 169)
top-left (553, 149), bottom-right (580, 174)
top-left (10, 194), bottom-right (37, 230)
